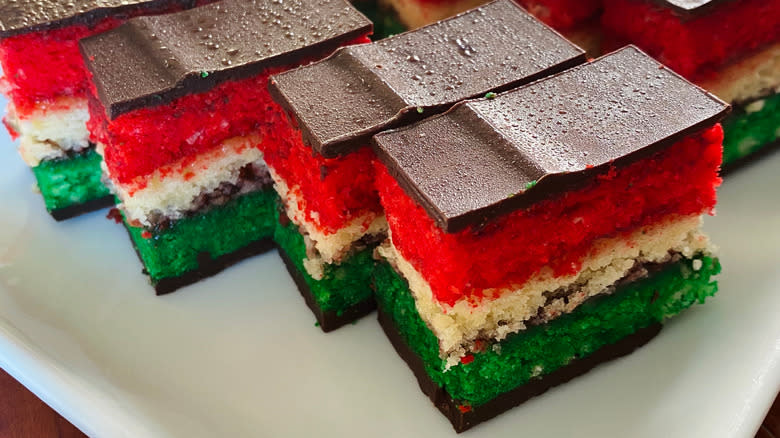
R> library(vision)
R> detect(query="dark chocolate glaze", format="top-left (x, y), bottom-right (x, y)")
top-left (80, 0), bottom-right (372, 119)
top-left (372, 46), bottom-right (730, 234)
top-left (0, 0), bottom-right (201, 38)
top-left (50, 193), bottom-right (114, 220)
top-left (269, 0), bottom-right (586, 158)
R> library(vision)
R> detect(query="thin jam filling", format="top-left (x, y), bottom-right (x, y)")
top-left (374, 125), bottom-right (723, 306)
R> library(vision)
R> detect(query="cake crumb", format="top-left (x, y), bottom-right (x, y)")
top-left (692, 259), bottom-right (703, 271)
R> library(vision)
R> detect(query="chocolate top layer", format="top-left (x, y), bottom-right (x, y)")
top-left (0, 0), bottom-right (197, 38)
top-left (80, 0), bottom-right (372, 119)
top-left (269, 0), bottom-right (585, 158)
top-left (372, 46), bottom-right (730, 233)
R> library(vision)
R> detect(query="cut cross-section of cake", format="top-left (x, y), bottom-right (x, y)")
top-left (370, 46), bottom-right (729, 431)
top-left (0, 0), bottom-right (211, 219)
top-left (266, 0), bottom-right (586, 331)
top-left (80, 0), bottom-right (372, 293)
top-left (601, 0), bottom-right (780, 167)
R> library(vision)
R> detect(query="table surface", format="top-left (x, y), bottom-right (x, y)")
top-left (0, 367), bottom-right (777, 438)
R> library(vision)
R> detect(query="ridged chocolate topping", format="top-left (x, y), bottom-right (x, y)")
top-left (0, 0), bottom-right (199, 38)
top-left (80, 0), bottom-right (372, 119)
top-left (372, 46), bottom-right (730, 233)
top-left (269, 0), bottom-right (585, 158)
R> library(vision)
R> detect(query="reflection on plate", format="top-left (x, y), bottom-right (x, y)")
top-left (0, 93), bottom-right (779, 436)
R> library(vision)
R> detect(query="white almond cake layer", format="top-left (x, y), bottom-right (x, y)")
top-left (378, 213), bottom-right (714, 366)
top-left (270, 168), bottom-right (387, 278)
top-left (100, 134), bottom-right (266, 227)
top-left (5, 97), bottom-right (91, 166)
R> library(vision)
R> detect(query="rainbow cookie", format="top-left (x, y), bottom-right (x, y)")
top-left (0, 0), bottom-right (210, 219)
top-left (266, 0), bottom-right (585, 330)
top-left (81, 0), bottom-right (372, 293)
top-left (371, 46), bottom-right (729, 431)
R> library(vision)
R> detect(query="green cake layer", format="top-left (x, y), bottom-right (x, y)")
top-left (374, 255), bottom-right (720, 407)
top-left (31, 148), bottom-right (111, 216)
top-left (274, 208), bottom-right (376, 317)
top-left (127, 188), bottom-right (277, 286)
top-left (722, 92), bottom-right (780, 164)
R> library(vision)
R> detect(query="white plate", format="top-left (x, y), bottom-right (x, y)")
top-left (0, 93), bottom-right (778, 437)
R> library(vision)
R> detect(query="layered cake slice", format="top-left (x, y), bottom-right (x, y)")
top-left (601, 0), bottom-right (780, 167)
top-left (81, 0), bottom-right (372, 293)
top-left (266, 0), bottom-right (585, 330)
top-left (379, 0), bottom-right (603, 53)
top-left (371, 46), bottom-right (729, 431)
top-left (0, 0), bottom-right (209, 219)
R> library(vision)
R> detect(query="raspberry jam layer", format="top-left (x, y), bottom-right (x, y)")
top-left (601, 0), bottom-right (780, 80)
top-left (91, 36), bottom-right (371, 187)
top-left (263, 119), bottom-right (381, 234)
top-left (375, 125), bottom-right (723, 307)
top-left (0, 19), bottom-right (122, 115)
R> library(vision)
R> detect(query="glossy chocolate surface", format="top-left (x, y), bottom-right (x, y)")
top-left (372, 46), bottom-right (730, 233)
top-left (80, 0), bottom-right (372, 119)
top-left (0, 0), bottom-right (198, 38)
top-left (269, 0), bottom-right (585, 157)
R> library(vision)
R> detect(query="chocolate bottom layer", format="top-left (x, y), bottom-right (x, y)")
top-left (50, 194), bottom-right (114, 221)
top-left (378, 307), bottom-right (661, 433)
top-left (147, 238), bottom-right (275, 295)
top-left (277, 246), bottom-right (377, 331)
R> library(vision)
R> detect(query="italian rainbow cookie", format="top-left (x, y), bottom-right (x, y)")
top-left (266, 0), bottom-right (585, 330)
top-left (80, 0), bottom-right (372, 293)
top-left (601, 0), bottom-right (780, 167)
top-left (0, 0), bottom-right (208, 219)
top-left (371, 46), bottom-right (729, 431)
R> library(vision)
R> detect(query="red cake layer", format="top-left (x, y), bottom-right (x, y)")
top-left (514, 0), bottom-right (602, 29)
top-left (601, 0), bottom-right (780, 79)
top-left (0, 19), bottom-right (122, 115)
top-left (90, 36), bottom-right (371, 187)
top-left (404, 0), bottom-right (601, 29)
top-left (263, 120), bottom-right (381, 234)
top-left (375, 125), bottom-right (723, 307)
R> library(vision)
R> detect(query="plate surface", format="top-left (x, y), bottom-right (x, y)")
top-left (0, 93), bottom-right (778, 437)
